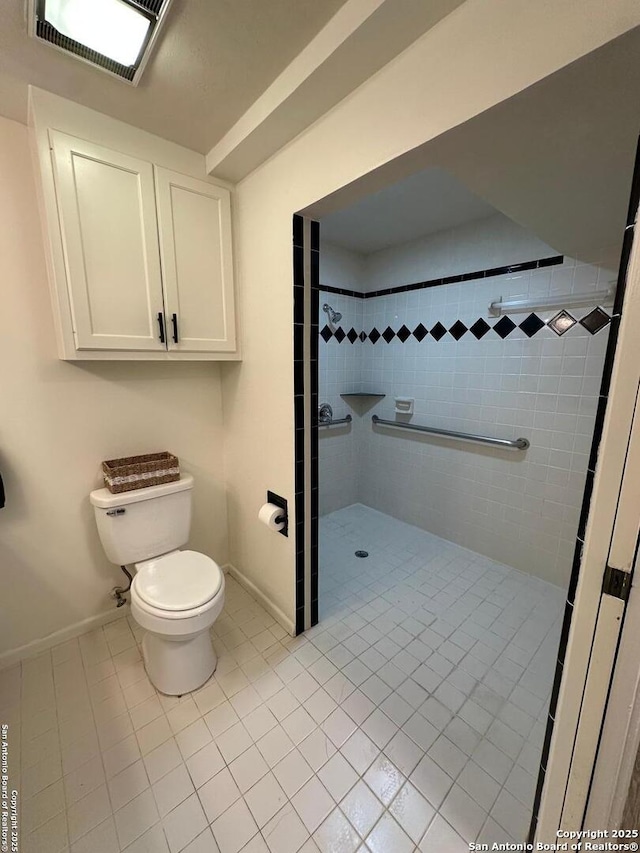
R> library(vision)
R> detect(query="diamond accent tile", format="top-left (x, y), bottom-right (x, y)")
top-left (469, 318), bottom-right (490, 340)
top-left (448, 321), bottom-right (468, 341)
top-left (413, 323), bottom-right (428, 342)
top-left (519, 313), bottom-right (545, 338)
top-left (359, 332), bottom-right (367, 342)
top-left (492, 316), bottom-right (516, 339)
top-left (430, 322), bottom-right (447, 342)
top-left (382, 326), bottom-right (396, 343)
top-left (397, 325), bottom-right (411, 343)
top-left (347, 328), bottom-right (358, 344)
top-left (320, 325), bottom-right (333, 342)
top-left (548, 310), bottom-right (576, 336)
top-left (333, 327), bottom-right (346, 343)
top-left (580, 307), bottom-right (611, 334)
top-left (368, 328), bottom-right (381, 344)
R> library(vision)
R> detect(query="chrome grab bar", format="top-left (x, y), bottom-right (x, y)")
top-left (371, 414), bottom-right (529, 450)
top-left (320, 415), bottom-right (352, 428)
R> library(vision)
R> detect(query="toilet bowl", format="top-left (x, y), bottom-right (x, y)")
top-left (130, 549), bottom-right (225, 695)
top-left (89, 474), bottom-right (225, 696)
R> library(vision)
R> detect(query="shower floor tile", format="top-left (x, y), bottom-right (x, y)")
top-left (318, 504), bottom-right (563, 845)
top-left (10, 504), bottom-right (563, 853)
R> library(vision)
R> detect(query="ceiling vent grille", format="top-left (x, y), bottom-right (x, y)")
top-left (30, 0), bottom-right (173, 86)
top-left (135, 0), bottom-right (165, 12)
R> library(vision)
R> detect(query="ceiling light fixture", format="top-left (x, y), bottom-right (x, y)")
top-left (29, 0), bottom-right (174, 84)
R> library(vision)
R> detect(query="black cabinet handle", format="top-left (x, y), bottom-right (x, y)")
top-left (171, 313), bottom-right (179, 344)
top-left (157, 312), bottom-right (166, 344)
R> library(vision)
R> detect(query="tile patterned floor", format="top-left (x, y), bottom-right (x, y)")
top-left (4, 504), bottom-right (564, 853)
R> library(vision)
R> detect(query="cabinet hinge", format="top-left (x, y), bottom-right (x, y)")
top-left (602, 565), bottom-right (631, 601)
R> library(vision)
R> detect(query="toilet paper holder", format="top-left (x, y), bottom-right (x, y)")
top-left (267, 490), bottom-right (288, 537)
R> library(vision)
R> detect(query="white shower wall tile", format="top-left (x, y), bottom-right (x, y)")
top-left (319, 242), bottom-right (614, 585)
top-left (319, 295), bottom-right (364, 515)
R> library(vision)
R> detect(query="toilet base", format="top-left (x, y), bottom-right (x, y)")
top-left (142, 629), bottom-right (217, 695)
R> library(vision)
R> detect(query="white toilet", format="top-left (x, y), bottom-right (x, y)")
top-left (89, 474), bottom-right (225, 695)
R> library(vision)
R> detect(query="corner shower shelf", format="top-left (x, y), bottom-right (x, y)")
top-left (340, 391), bottom-right (386, 398)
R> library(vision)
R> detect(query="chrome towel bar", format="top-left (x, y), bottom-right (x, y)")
top-left (371, 415), bottom-right (529, 450)
top-left (320, 415), bottom-right (352, 428)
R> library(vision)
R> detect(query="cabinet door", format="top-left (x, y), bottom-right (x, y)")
top-left (50, 131), bottom-right (166, 351)
top-left (154, 168), bottom-right (236, 352)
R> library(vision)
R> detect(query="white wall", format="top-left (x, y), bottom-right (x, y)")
top-left (363, 213), bottom-right (559, 291)
top-left (223, 0), bottom-right (639, 626)
top-left (0, 117), bottom-right (228, 657)
top-left (320, 241), bottom-right (366, 290)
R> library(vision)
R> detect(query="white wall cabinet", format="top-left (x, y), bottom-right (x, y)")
top-left (31, 93), bottom-right (238, 361)
top-left (155, 168), bottom-right (236, 353)
top-left (51, 132), bottom-right (168, 353)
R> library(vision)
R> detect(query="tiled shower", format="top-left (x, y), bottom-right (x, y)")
top-left (319, 213), bottom-right (613, 586)
top-left (316, 211), bottom-right (614, 845)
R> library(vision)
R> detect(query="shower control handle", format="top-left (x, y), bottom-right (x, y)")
top-left (319, 403), bottom-right (333, 425)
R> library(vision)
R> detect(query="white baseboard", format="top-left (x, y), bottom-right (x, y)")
top-left (1, 565), bottom-right (295, 670)
top-left (0, 607), bottom-right (128, 670)
top-left (223, 563), bottom-right (295, 637)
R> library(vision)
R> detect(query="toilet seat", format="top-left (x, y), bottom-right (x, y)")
top-left (133, 550), bottom-right (223, 612)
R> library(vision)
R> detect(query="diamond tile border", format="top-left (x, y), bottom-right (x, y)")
top-left (548, 311), bottom-right (577, 336)
top-left (319, 309), bottom-right (613, 344)
top-left (579, 307), bottom-right (611, 335)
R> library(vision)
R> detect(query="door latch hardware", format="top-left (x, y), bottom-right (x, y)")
top-left (602, 564), bottom-right (631, 601)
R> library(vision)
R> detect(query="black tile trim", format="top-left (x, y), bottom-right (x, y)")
top-left (292, 214), bottom-right (306, 636)
top-left (469, 318), bottom-right (490, 339)
top-left (576, 470), bottom-right (595, 543)
top-left (556, 599), bottom-right (574, 668)
top-left (548, 659), bottom-right (564, 722)
top-left (527, 767), bottom-right (545, 843)
top-left (318, 284), bottom-right (364, 299)
top-left (529, 711), bottom-right (557, 836)
top-left (623, 136), bottom-right (640, 232)
top-left (318, 255), bottom-right (563, 300)
top-left (493, 316), bottom-right (516, 339)
top-left (567, 538), bottom-right (584, 606)
top-left (587, 394), bottom-right (611, 474)
top-left (309, 223), bottom-right (320, 624)
top-left (310, 221), bottom-right (320, 253)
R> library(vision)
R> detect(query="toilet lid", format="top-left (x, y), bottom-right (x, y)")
top-left (134, 550), bottom-right (223, 611)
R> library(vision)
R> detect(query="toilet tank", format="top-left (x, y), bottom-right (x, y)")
top-left (89, 475), bottom-right (194, 565)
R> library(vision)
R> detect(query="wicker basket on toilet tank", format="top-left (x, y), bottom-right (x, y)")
top-left (102, 452), bottom-right (180, 494)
